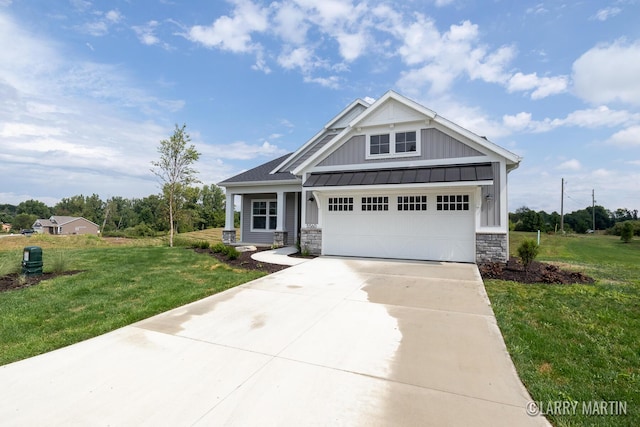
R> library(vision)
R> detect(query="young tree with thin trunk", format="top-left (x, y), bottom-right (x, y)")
top-left (151, 124), bottom-right (200, 247)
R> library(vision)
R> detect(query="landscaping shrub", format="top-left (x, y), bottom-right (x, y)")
top-left (621, 222), bottom-right (634, 243)
top-left (171, 236), bottom-right (192, 247)
top-left (607, 220), bottom-right (640, 236)
top-left (211, 243), bottom-right (227, 253)
top-left (225, 246), bottom-right (240, 260)
top-left (193, 240), bottom-right (210, 250)
top-left (517, 239), bottom-right (539, 270)
top-left (49, 250), bottom-right (69, 273)
top-left (210, 242), bottom-right (239, 259)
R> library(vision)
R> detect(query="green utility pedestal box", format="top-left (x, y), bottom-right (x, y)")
top-left (22, 246), bottom-right (43, 276)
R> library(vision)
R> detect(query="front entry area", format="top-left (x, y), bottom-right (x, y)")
top-left (322, 190), bottom-right (475, 262)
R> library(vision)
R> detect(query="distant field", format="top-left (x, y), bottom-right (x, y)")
top-left (0, 229), bottom-right (259, 366)
top-left (487, 232), bottom-right (640, 426)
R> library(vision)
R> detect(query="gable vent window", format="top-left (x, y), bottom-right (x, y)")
top-left (395, 131), bottom-right (417, 153)
top-left (328, 197), bottom-right (354, 212)
top-left (436, 195), bottom-right (469, 211)
top-left (370, 134), bottom-right (390, 155)
top-left (362, 196), bottom-right (389, 211)
top-left (398, 195), bottom-right (427, 211)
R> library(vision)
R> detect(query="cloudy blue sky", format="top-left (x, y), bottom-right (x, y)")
top-left (1, 0), bottom-right (639, 214)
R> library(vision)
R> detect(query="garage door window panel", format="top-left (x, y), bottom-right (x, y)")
top-left (362, 196), bottom-right (389, 211)
top-left (328, 197), bottom-right (354, 212)
top-left (398, 195), bottom-right (428, 211)
top-left (436, 195), bottom-right (469, 211)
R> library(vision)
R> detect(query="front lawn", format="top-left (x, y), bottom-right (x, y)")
top-left (0, 243), bottom-right (263, 366)
top-left (485, 232), bottom-right (640, 426)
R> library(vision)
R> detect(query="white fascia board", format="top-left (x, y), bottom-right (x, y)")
top-left (218, 179), bottom-right (302, 191)
top-left (308, 156), bottom-right (494, 173)
top-left (325, 98), bottom-right (370, 129)
top-left (304, 180), bottom-right (493, 193)
top-left (291, 126), bottom-right (353, 176)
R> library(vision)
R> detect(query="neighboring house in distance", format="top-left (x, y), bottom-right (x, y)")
top-left (219, 90), bottom-right (521, 263)
top-left (1, 223), bottom-right (11, 232)
top-left (33, 216), bottom-right (100, 235)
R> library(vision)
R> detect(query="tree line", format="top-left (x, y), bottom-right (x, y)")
top-left (0, 184), bottom-right (235, 236)
top-left (510, 206), bottom-right (640, 236)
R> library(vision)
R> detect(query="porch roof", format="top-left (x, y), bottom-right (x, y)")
top-left (302, 163), bottom-right (493, 188)
top-left (219, 153), bottom-right (298, 185)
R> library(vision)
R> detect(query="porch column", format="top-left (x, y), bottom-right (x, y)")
top-left (276, 191), bottom-right (285, 231)
top-left (273, 191), bottom-right (287, 247)
top-left (222, 191), bottom-right (236, 244)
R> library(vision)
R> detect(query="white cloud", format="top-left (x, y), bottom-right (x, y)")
top-left (303, 74), bottom-right (341, 89)
top-left (507, 72), bottom-right (568, 99)
top-left (591, 7), bottom-right (621, 21)
top-left (593, 168), bottom-right (611, 178)
top-left (502, 106), bottom-right (640, 134)
top-left (396, 18), bottom-right (520, 96)
top-left (557, 159), bottom-right (581, 171)
top-left (202, 141), bottom-right (287, 160)
top-left (76, 9), bottom-right (124, 36)
top-left (526, 4), bottom-right (548, 15)
top-left (607, 126), bottom-right (640, 147)
top-left (336, 30), bottom-right (367, 62)
top-left (272, 2), bottom-right (308, 45)
top-left (573, 39), bottom-right (640, 106)
top-left (187, 0), bottom-right (268, 53)
top-left (105, 10), bottom-right (123, 24)
top-left (278, 46), bottom-right (315, 71)
top-left (132, 21), bottom-right (171, 50)
top-left (502, 112), bottom-right (532, 131)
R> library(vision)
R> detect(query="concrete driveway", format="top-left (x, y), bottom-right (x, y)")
top-left (0, 257), bottom-right (548, 426)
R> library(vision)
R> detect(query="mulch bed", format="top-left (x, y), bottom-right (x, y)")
top-left (0, 271), bottom-right (83, 293)
top-left (479, 257), bottom-right (594, 284)
top-left (192, 247), bottom-right (290, 274)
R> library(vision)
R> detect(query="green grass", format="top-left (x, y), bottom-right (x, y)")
top-left (486, 232), bottom-right (640, 426)
top-left (0, 236), bottom-right (263, 366)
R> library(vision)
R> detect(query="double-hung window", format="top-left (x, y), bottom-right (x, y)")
top-left (252, 200), bottom-right (277, 230)
top-left (370, 134), bottom-right (390, 155)
top-left (395, 131), bottom-right (417, 153)
top-left (367, 129), bottom-right (420, 158)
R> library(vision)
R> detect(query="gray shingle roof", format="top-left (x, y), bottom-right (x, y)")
top-left (219, 153), bottom-right (298, 184)
top-left (303, 163), bottom-right (493, 188)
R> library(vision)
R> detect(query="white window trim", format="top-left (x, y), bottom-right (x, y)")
top-left (250, 199), bottom-right (278, 232)
top-left (365, 127), bottom-right (422, 160)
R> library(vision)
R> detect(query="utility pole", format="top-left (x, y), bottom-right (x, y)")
top-left (592, 189), bottom-right (595, 232)
top-left (560, 178), bottom-right (564, 233)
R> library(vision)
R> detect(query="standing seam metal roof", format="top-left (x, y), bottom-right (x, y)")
top-left (302, 163), bottom-right (493, 187)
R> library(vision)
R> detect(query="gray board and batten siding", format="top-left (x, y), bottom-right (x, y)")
top-left (481, 162), bottom-right (501, 227)
top-left (241, 193), bottom-right (297, 245)
top-left (318, 128), bottom-right (485, 167)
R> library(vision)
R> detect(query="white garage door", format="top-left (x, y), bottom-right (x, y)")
top-left (322, 192), bottom-right (475, 262)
